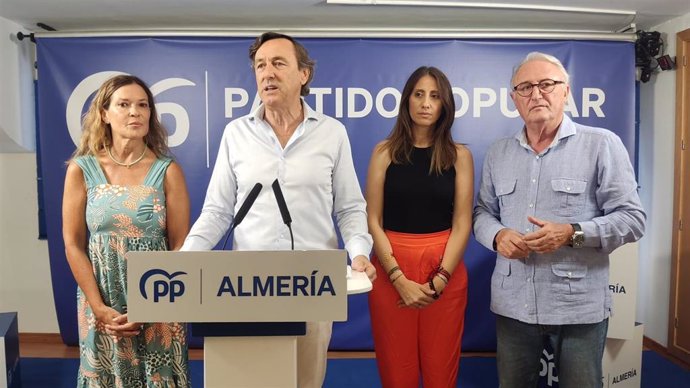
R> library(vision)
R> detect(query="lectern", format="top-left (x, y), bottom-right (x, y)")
top-left (127, 250), bottom-right (371, 388)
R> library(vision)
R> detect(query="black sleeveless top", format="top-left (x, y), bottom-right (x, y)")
top-left (383, 146), bottom-right (455, 233)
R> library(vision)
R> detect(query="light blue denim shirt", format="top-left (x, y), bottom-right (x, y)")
top-left (473, 115), bottom-right (645, 325)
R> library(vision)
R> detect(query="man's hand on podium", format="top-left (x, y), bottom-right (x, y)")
top-left (351, 255), bottom-right (377, 282)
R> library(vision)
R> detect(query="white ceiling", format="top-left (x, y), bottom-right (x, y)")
top-left (1, 0), bottom-right (689, 36)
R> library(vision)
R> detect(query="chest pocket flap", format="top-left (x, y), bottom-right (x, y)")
top-left (496, 179), bottom-right (517, 210)
top-left (495, 179), bottom-right (518, 209)
top-left (551, 262), bottom-right (587, 279)
top-left (496, 179), bottom-right (517, 196)
top-left (551, 179), bottom-right (587, 194)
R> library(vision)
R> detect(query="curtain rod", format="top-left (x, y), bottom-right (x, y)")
top-left (327, 0), bottom-right (636, 17)
top-left (34, 29), bottom-right (636, 42)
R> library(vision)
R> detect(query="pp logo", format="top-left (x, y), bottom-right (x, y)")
top-left (66, 71), bottom-right (195, 148)
top-left (139, 269), bottom-right (187, 303)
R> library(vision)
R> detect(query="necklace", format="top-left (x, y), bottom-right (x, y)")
top-left (106, 146), bottom-right (147, 168)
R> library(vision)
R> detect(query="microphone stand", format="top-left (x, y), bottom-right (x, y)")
top-left (287, 222), bottom-right (294, 251)
top-left (221, 221), bottom-right (239, 250)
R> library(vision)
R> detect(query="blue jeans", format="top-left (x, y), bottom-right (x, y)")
top-left (495, 315), bottom-right (608, 388)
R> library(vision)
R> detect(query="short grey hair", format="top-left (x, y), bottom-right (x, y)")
top-left (511, 52), bottom-right (570, 86)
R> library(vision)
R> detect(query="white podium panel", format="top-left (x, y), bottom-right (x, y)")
top-left (127, 250), bottom-right (348, 323)
top-left (608, 242), bottom-right (639, 340)
top-left (205, 336), bottom-right (297, 388)
top-left (603, 323), bottom-right (643, 388)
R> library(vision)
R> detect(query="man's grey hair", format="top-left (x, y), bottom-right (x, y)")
top-left (511, 52), bottom-right (570, 86)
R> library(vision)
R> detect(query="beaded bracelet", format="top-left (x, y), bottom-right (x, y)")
top-left (436, 273), bottom-right (449, 284)
top-left (427, 267), bottom-right (448, 283)
top-left (428, 278), bottom-right (440, 299)
top-left (437, 266), bottom-right (452, 281)
top-left (391, 272), bottom-right (404, 284)
top-left (387, 266), bottom-right (400, 278)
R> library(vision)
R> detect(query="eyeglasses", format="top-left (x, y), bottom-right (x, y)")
top-left (512, 79), bottom-right (565, 97)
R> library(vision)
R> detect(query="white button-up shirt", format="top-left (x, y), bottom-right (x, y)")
top-left (182, 101), bottom-right (372, 260)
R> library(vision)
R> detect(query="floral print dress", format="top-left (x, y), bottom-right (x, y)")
top-left (74, 155), bottom-right (190, 388)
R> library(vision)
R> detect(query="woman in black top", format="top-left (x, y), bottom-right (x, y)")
top-left (366, 66), bottom-right (473, 388)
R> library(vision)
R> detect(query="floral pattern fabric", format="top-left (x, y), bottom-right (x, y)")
top-left (74, 155), bottom-right (190, 388)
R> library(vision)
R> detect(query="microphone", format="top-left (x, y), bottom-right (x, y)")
top-left (233, 183), bottom-right (263, 229)
top-left (272, 179), bottom-right (294, 250)
top-left (272, 179), bottom-right (292, 225)
top-left (222, 182), bottom-right (262, 249)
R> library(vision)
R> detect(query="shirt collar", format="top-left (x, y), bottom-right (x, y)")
top-left (249, 99), bottom-right (320, 144)
top-left (249, 98), bottom-right (320, 125)
top-left (514, 114), bottom-right (576, 151)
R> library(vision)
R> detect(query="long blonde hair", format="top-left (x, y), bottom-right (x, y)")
top-left (71, 75), bottom-right (170, 158)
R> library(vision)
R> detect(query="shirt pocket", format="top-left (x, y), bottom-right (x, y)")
top-left (492, 258), bottom-right (513, 290)
top-left (496, 179), bottom-right (518, 210)
top-left (551, 262), bottom-right (588, 301)
top-left (551, 178), bottom-right (587, 217)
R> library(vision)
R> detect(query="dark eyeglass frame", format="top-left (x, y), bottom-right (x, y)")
top-left (512, 79), bottom-right (565, 97)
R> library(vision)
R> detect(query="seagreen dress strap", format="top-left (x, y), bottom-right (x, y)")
top-left (143, 157), bottom-right (172, 188)
top-left (73, 155), bottom-right (108, 188)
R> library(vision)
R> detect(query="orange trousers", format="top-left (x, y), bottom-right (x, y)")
top-left (369, 229), bottom-right (468, 388)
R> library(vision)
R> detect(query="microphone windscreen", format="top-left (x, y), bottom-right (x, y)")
top-left (233, 182), bottom-right (263, 227)
top-left (272, 179), bottom-right (292, 225)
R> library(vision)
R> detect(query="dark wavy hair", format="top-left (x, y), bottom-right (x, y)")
top-left (72, 75), bottom-right (169, 158)
top-left (383, 66), bottom-right (457, 174)
top-left (248, 31), bottom-right (315, 96)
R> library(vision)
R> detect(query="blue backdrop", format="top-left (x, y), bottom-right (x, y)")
top-left (36, 37), bottom-right (635, 350)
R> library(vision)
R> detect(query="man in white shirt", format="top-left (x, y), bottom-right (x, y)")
top-left (182, 31), bottom-right (376, 388)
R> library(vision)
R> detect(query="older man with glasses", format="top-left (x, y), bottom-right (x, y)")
top-left (473, 52), bottom-right (646, 388)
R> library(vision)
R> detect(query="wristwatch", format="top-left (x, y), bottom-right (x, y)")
top-left (569, 223), bottom-right (584, 248)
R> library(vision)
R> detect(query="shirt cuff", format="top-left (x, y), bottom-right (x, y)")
top-left (579, 220), bottom-right (600, 248)
top-left (345, 240), bottom-right (372, 261)
top-left (181, 236), bottom-right (214, 252)
top-left (483, 224), bottom-right (506, 252)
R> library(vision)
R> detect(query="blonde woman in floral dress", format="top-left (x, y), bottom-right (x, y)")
top-left (62, 75), bottom-right (191, 387)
